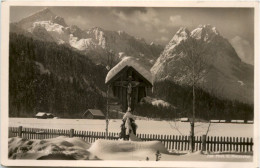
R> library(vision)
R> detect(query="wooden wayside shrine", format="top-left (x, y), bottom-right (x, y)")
top-left (105, 57), bottom-right (153, 112)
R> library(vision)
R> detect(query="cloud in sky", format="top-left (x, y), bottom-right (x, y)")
top-left (109, 8), bottom-right (170, 41)
top-left (168, 15), bottom-right (191, 28)
top-left (169, 15), bottom-right (182, 25)
top-left (67, 15), bottom-right (90, 27)
top-left (113, 7), bottom-right (147, 15)
top-left (112, 8), bottom-right (160, 28)
top-left (109, 8), bottom-right (193, 44)
top-left (156, 36), bottom-right (170, 43)
top-left (158, 28), bottom-right (169, 34)
top-left (230, 36), bottom-right (254, 65)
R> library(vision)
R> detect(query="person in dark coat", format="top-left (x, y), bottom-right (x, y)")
top-left (130, 118), bottom-right (137, 135)
top-left (119, 119), bottom-right (126, 140)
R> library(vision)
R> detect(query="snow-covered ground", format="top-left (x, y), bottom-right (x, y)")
top-left (8, 136), bottom-right (252, 161)
top-left (9, 118), bottom-right (253, 137)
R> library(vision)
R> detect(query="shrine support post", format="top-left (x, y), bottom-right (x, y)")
top-left (105, 85), bottom-right (110, 139)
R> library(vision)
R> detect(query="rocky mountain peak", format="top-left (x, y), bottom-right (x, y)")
top-left (29, 8), bottom-right (55, 18)
top-left (70, 25), bottom-right (87, 38)
top-left (39, 8), bottom-right (52, 14)
top-left (51, 16), bottom-right (67, 27)
top-left (168, 27), bottom-right (190, 46)
top-left (18, 8), bottom-right (57, 29)
top-left (176, 27), bottom-right (190, 35)
top-left (151, 25), bottom-right (253, 103)
top-left (191, 24), bottom-right (220, 41)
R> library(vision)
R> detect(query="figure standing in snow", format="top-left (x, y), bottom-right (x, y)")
top-left (121, 107), bottom-right (138, 140)
top-left (122, 108), bottom-right (134, 140)
top-left (130, 119), bottom-right (137, 135)
top-left (119, 119), bottom-right (126, 140)
top-left (125, 117), bottom-right (132, 140)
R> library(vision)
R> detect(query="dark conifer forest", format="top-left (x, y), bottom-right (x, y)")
top-left (9, 33), bottom-right (107, 118)
top-left (135, 80), bottom-right (253, 121)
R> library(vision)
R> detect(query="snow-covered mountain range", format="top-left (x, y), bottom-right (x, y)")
top-left (151, 25), bottom-right (254, 103)
top-left (10, 8), bottom-right (253, 104)
top-left (10, 8), bottom-right (163, 67)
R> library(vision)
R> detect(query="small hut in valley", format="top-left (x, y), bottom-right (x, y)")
top-left (35, 112), bottom-right (55, 119)
top-left (82, 109), bottom-right (105, 119)
top-left (35, 112), bottom-right (48, 119)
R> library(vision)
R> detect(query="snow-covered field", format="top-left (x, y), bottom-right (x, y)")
top-left (8, 118), bottom-right (253, 162)
top-left (9, 118), bottom-right (253, 137)
top-left (8, 136), bottom-right (253, 161)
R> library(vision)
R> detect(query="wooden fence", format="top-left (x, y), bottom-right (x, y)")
top-left (9, 126), bottom-right (253, 152)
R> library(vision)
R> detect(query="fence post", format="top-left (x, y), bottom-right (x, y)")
top-left (18, 126), bottom-right (23, 138)
top-left (69, 129), bottom-right (74, 138)
top-left (202, 134), bottom-right (206, 152)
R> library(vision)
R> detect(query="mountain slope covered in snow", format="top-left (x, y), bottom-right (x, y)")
top-left (151, 25), bottom-right (254, 103)
top-left (10, 8), bottom-right (163, 67)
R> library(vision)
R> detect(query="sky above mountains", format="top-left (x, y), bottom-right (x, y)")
top-left (10, 6), bottom-right (254, 65)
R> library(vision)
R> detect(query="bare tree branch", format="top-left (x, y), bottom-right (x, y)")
top-left (205, 122), bottom-right (211, 136)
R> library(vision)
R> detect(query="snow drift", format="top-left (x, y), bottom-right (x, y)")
top-left (88, 139), bottom-right (168, 160)
top-left (141, 96), bottom-right (174, 108)
top-left (8, 136), bottom-right (97, 160)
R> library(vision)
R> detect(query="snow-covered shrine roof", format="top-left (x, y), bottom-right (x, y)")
top-left (105, 57), bottom-right (153, 85)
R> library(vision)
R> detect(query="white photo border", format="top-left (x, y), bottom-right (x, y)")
top-left (1, 1), bottom-right (259, 167)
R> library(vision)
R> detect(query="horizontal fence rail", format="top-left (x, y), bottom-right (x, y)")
top-left (9, 126), bottom-right (253, 152)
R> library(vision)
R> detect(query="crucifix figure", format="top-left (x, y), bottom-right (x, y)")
top-left (125, 75), bottom-right (140, 110)
top-left (115, 75), bottom-right (140, 111)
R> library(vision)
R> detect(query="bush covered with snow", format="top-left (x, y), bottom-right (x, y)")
top-left (8, 136), bottom-right (96, 160)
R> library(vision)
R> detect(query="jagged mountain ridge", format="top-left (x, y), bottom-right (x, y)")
top-left (151, 25), bottom-right (254, 103)
top-left (11, 8), bottom-right (163, 67)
